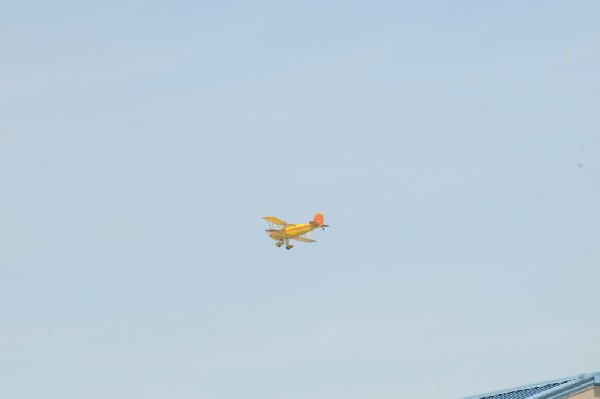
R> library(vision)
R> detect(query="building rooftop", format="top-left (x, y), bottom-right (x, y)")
top-left (463, 372), bottom-right (600, 399)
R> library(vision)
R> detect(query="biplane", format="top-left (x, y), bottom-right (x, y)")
top-left (262, 213), bottom-right (329, 250)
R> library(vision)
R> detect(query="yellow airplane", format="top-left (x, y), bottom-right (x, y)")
top-left (263, 213), bottom-right (329, 250)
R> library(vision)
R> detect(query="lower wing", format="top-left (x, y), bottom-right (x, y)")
top-left (290, 236), bottom-right (316, 243)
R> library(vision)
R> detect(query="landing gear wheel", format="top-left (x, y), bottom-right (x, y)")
top-left (286, 245), bottom-right (294, 250)
top-left (276, 242), bottom-right (283, 247)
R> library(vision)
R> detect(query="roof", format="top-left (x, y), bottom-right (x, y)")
top-left (463, 373), bottom-right (600, 399)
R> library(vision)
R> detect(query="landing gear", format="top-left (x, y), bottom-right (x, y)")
top-left (274, 239), bottom-right (294, 250)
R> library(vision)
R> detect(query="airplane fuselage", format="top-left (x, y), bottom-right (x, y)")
top-left (268, 223), bottom-right (315, 240)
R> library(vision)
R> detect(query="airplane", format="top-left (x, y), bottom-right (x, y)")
top-left (262, 212), bottom-right (329, 250)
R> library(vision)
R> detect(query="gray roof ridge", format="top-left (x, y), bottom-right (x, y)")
top-left (526, 374), bottom-right (598, 399)
top-left (463, 372), bottom-right (600, 399)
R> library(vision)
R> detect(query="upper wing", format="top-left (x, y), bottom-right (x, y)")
top-left (290, 236), bottom-right (316, 243)
top-left (262, 216), bottom-right (293, 227)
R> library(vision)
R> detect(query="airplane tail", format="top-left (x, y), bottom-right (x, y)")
top-left (310, 213), bottom-right (329, 228)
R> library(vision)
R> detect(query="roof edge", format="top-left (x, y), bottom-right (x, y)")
top-left (528, 376), bottom-right (596, 399)
top-left (463, 372), bottom-right (600, 399)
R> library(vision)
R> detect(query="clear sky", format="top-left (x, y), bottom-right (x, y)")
top-left (1, 1), bottom-right (599, 398)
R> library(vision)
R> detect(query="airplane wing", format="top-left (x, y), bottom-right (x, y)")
top-left (262, 216), bottom-right (293, 227)
top-left (290, 236), bottom-right (316, 243)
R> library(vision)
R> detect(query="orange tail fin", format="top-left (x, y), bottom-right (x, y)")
top-left (312, 213), bottom-right (325, 225)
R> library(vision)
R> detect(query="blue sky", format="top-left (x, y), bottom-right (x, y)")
top-left (1, 1), bottom-right (599, 398)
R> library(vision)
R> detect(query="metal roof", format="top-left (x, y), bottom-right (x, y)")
top-left (463, 373), bottom-right (600, 399)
